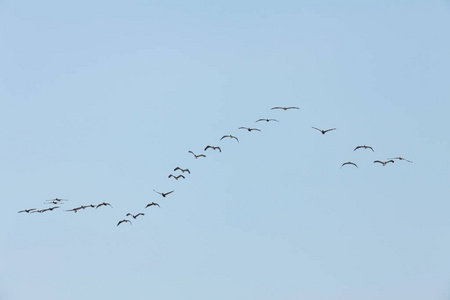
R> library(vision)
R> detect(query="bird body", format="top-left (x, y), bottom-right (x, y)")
top-left (153, 190), bottom-right (174, 197)
top-left (204, 145), bottom-right (221, 152)
top-left (256, 118), bottom-right (279, 123)
top-left (271, 107), bottom-right (299, 110)
top-left (312, 127), bottom-right (336, 134)
top-left (145, 202), bottom-right (160, 208)
top-left (174, 167), bottom-right (190, 174)
top-left (168, 174), bottom-right (185, 180)
top-left (238, 127), bottom-right (261, 132)
top-left (189, 151), bottom-right (206, 159)
top-left (126, 213), bottom-right (145, 219)
top-left (389, 157), bottom-right (412, 163)
top-left (354, 145), bottom-right (374, 152)
top-left (220, 135), bottom-right (239, 142)
top-left (374, 160), bottom-right (395, 166)
top-left (117, 219), bottom-right (132, 226)
top-left (341, 162), bottom-right (358, 168)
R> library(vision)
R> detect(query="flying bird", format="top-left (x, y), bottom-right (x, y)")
top-left (312, 127), bottom-right (336, 134)
top-left (256, 118), bottom-right (279, 123)
top-left (204, 145), bottom-right (221, 152)
top-left (18, 208), bottom-right (36, 213)
top-left (153, 190), bottom-right (174, 197)
top-left (96, 202), bottom-right (113, 208)
top-left (117, 219), bottom-right (132, 226)
top-left (374, 160), bottom-right (395, 166)
top-left (189, 151), bottom-right (206, 159)
top-left (341, 162), bottom-right (358, 169)
top-left (168, 174), bottom-right (185, 180)
top-left (238, 127), bottom-right (261, 132)
top-left (389, 157), bottom-right (412, 163)
top-left (220, 135), bottom-right (239, 142)
top-left (65, 207), bottom-right (83, 213)
top-left (354, 145), bottom-right (374, 152)
top-left (145, 202), bottom-right (160, 208)
top-left (46, 198), bottom-right (67, 202)
top-left (174, 167), bottom-right (190, 174)
top-left (271, 107), bottom-right (299, 110)
top-left (126, 213), bottom-right (145, 219)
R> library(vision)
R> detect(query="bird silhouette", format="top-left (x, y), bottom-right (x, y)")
top-left (126, 213), bottom-right (145, 219)
top-left (220, 135), bottom-right (239, 142)
top-left (174, 167), bottom-right (190, 174)
top-left (389, 157), bottom-right (412, 163)
top-left (117, 219), bottom-right (132, 226)
top-left (145, 202), bottom-right (160, 208)
top-left (46, 198), bottom-right (67, 202)
top-left (374, 160), bottom-right (395, 166)
top-left (238, 127), bottom-right (261, 132)
top-left (18, 208), bottom-right (36, 213)
top-left (271, 107), bottom-right (299, 110)
top-left (153, 190), bottom-right (174, 197)
top-left (312, 127), bottom-right (336, 134)
top-left (189, 151), bottom-right (206, 159)
top-left (256, 118), bottom-right (279, 123)
top-left (96, 202), bottom-right (113, 208)
top-left (341, 162), bottom-right (358, 169)
top-left (204, 145), bottom-right (221, 152)
top-left (354, 145), bottom-right (374, 152)
top-left (168, 174), bottom-right (185, 180)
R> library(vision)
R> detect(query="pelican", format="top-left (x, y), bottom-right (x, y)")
top-left (117, 219), bottom-right (132, 226)
top-left (174, 167), bottom-right (190, 174)
top-left (168, 174), bottom-right (185, 180)
top-left (389, 157), bottom-right (412, 163)
top-left (256, 118), bottom-right (279, 123)
top-left (96, 202), bottom-right (113, 208)
top-left (18, 208), bottom-right (36, 213)
top-left (238, 127), bottom-right (261, 132)
top-left (153, 190), bottom-right (174, 197)
top-left (341, 162), bottom-right (358, 169)
top-left (312, 127), bottom-right (336, 134)
top-left (126, 213), bottom-right (145, 219)
top-left (374, 160), bottom-right (395, 166)
top-left (204, 145), bottom-right (221, 152)
top-left (189, 151), bottom-right (206, 159)
top-left (145, 202), bottom-right (160, 208)
top-left (220, 135), bottom-right (239, 142)
top-left (354, 145), bottom-right (374, 152)
top-left (271, 107), bottom-right (299, 110)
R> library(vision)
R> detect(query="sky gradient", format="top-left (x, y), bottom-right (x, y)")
top-left (1, 1), bottom-right (450, 299)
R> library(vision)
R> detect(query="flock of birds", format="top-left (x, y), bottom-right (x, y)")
top-left (18, 106), bottom-right (412, 226)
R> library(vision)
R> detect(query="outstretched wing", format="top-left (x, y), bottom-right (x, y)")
top-left (238, 127), bottom-right (248, 130)
top-left (271, 107), bottom-right (283, 110)
top-left (311, 127), bottom-right (322, 132)
top-left (153, 189), bottom-right (162, 195)
top-left (374, 160), bottom-right (383, 164)
top-left (165, 190), bottom-right (174, 196)
top-left (324, 128), bottom-right (336, 133)
top-left (354, 146), bottom-right (362, 151)
top-left (286, 107), bottom-right (299, 109)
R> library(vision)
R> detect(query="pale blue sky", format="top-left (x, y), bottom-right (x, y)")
top-left (1, 1), bottom-right (450, 299)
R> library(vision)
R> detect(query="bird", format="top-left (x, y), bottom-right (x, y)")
top-left (168, 174), bottom-right (185, 180)
top-left (256, 118), bottom-right (279, 123)
top-left (145, 202), bottom-right (160, 208)
top-left (174, 167), bottom-right (190, 174)
top-left (238, 127), bottom-right (261, 132)
top-left (46, 198), bottom-right (67, 202)
top-left (65, 207), bottom-right (83, 213)
top-left (271, 107), bottom-right (299, 110)
top-left (389, 157), bottom-right (412, 163)
top-left (18, 208), bottom-right (36, 213)
top-left (153, 190), bottom-right (174, 197)
top-left (341, 162), bottom-right (358, 168)
top-left (374, 160), bottom-right (395, 166)
top-left (312, 127), bottom-right (336, 134)
top-left (354, 145), bottom-right (374, 152)
top-left (189, 151), bottom-right (206, 159)
top-left (46, 206), bottom-right (60, 211)
top-left (96, 202), bottom-right (113, 208)
top-left (126, 213), bottom-right (145, 219)
top-left (204, 145), bottom-right (221, 152)
top-left (81, 205), bottom-right (95, 209)
top-left (46, 200), bottom-right (63, 205)
top-left (117, 219), bottom-right (132, 226)
top-left (220, 135), bottom-right (239, 142)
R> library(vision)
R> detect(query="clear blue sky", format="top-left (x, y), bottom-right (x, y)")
top-left (1, 1), bottom-right (450, 299)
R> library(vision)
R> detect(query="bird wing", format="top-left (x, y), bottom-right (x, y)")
top-left (232, 136), bottom-right (239, 142)
top-left (311, 127), bottom-right (322, 132)
top-left (387, 160), bottom-right (395, 164)
top-left (204, 146), bottom-right (210, 151)
top-left (287, 107), bottom-right (299, 109)
top-left (238, 127), bottom-right (248, 130)
top-left (368, 146), bottom-right (374, 152)
top-left (324, 128), bottom-right (336, 132)
top-left (269, 119), bottom-right (279, 122)
top-left (165, 190), bottom-right (174, 196)
top-left (354, 146), bottom-right (362, 151)
top-left (251, 128), bottom-right (261, 131)
top-left (255, 119), bottom-right (265, 122)
top-left (168, 174), bottom-right (173, 178)
top-left (174, 167), bottom-right (181, 171)
top-left (198, 154), bottom-right (206, 157)
top-left (153, 189), bottom-right (162, 195)
top-left (220, 135), bottom-right (227, 140)
top-left (374, 160), bottom-right (383, 164)
top-left (126, 213), bottom-right (132, 216)
top-left (136, 213), bottom-right (144, 217)
top-left (271, 107), bottom-right (283, 110)
top-left (217, 147), bottom-right (221, 152)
